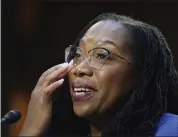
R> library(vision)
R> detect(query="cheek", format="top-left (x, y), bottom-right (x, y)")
top-left (95, 64), bottom-right (133, 112)
top-left (98, 64), bottom-right (132, 92)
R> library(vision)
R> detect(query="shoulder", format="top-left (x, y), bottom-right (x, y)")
top-left (154, 112), bottom-right (178, 136)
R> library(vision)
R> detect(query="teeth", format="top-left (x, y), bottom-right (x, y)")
top-left (74, 88), bottom-right (90, 92)
top-left (75, 92), bottom-right (85, 95)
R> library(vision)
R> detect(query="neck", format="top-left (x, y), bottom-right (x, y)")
top-left (87, 96), bottom-right (129, 136)
top-left (87, 112), bottom-right (116, 137)
top-left (90, 126), bottom-right (102, 137)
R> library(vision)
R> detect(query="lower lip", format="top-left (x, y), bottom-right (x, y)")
top-left (71, 91), bottom-right (94, 101)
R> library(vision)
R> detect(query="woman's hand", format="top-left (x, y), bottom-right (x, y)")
top-left (19, 61), bottom-right (73, 136)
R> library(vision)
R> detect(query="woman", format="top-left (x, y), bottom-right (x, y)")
top-left (19, 13), bottom-right (178, 136)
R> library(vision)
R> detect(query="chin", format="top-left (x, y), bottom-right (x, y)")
top-left (72, 104), bottom-right (94, 118)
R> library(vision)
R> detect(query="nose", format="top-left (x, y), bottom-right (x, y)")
top-left (73, 58), bottom-right (93, 77)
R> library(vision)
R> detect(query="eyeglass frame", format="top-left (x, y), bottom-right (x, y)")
top-left (65, 45), bottom-right (132, 69)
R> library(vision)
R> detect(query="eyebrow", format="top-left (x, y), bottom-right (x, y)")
top-left (96, 39), bottom-right (118, 48)
top-left (79, 38), bottom-right (132, 62)
top-left (79, 38), bottom-right (118, 48)
top-left (79, 38), bottom-right (121, 55)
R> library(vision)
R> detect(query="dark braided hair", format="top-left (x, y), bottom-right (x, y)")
top-left (72, 13), bottom-right (178, 136)
top-left (48, 13), bottom-right (178, 137)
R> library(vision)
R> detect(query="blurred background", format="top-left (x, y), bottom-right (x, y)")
top-left (2, 0), bottom-right (178, 136)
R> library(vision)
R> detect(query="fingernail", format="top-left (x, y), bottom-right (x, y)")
top-left (60, 63), bottom-right (69, 68)
top-left (69, 60), bottom-right (73, 66)
top-left (58, 78), bottom-right (64, 84)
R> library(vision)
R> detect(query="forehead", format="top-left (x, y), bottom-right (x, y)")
top-left (81, 20), bottom-right (129, 47)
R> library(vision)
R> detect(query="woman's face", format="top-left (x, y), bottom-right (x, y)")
top-left (68, 20), bottom-right (134, 118)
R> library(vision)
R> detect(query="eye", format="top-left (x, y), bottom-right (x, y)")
top-left (95, 53), bottom-right (108, 60)
top-left (73, 48), bottom-right (83, 59)
top-left (74, 52), bottom-right (81, 58)
top-left (92, 48), bottom-right (110, 60)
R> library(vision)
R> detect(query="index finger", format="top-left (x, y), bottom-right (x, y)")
top-left (37, 63), bottom-right (69, 85)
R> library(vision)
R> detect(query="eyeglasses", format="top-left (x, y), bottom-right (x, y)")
top-left (65, 45), bottom-right (131, 69)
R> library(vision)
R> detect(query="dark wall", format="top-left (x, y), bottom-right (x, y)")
top-left (2, 0), bottom-right (178, 136)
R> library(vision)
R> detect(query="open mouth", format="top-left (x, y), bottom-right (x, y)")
top-left (71, 87), bottom-right (95, 101)
top-left (74, 87), bottom-right (91, 93)
top-left (71, 80), bottom-right (96, 101)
